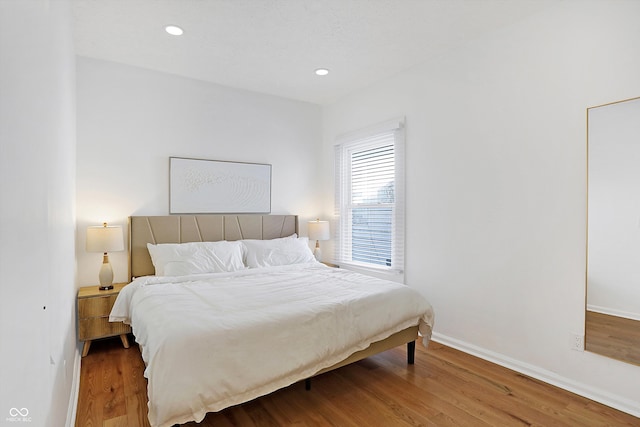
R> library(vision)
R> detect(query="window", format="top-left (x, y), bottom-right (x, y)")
top-left (334, 119), bottom-right (405, 275)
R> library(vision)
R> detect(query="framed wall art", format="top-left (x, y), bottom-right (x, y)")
top-left (169, 157), bottom-right (271, 214)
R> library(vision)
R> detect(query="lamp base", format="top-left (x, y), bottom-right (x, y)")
top-left (313, 241), bottom-right (322, 262)
top-left (98, 254), bottom-right (114, 290)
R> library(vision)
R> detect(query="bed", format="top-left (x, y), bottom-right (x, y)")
top-left (110, 214), bottom-right (434, 427)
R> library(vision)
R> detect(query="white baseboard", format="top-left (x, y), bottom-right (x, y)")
top-left (586, 305), bottom-right (640, 321)
top-left (431, 332), bottom-right (640, 418)
top-left (65, 350), bottom-right (81, 427)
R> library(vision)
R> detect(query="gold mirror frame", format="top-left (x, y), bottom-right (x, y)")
top-left (585, 96), bottom-right (640, 366)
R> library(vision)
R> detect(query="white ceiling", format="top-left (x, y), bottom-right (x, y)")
top-left (72, 0), bottom-right (560, 105)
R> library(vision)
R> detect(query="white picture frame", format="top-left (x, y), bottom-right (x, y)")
top-left (169, 157), bottom-right (271, 214)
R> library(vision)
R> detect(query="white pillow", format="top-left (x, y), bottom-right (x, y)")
top-left (147, 241), bottom-right (245, 276)
top-left (242, 236), bottom-right (316, 268)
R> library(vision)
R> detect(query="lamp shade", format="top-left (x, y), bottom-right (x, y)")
top-left (308, 220), bottom-right (330, 241)
top-left (86, 223), bottom-right (124, 253)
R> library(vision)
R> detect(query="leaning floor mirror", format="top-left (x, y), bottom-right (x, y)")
top-left (586, 96), bottom-right (640, 365)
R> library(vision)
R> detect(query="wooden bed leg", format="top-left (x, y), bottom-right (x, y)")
top-left (407, 340), bottom-right (416, 365)
top-left (305, 378), bottom-right (311, 391)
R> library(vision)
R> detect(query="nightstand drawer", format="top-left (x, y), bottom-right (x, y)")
top-left (78, 317), bottom-right (130, 341)
top-left (78, 282), bottom-right (130, 357)
top-left (78, 294), bottom-right (119, 318)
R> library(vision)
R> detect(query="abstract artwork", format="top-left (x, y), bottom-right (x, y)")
top-left (170, 157), bottom-right (271, 214)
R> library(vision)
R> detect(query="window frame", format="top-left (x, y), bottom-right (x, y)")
top-left (334, 118), bottom-right (405, 279)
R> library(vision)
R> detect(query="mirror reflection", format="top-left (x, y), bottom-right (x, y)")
top-left (586, 96), bottom-right (640, 365)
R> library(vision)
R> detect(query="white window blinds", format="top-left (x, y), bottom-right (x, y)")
top-left (334, 119), bottom-right (405, 275)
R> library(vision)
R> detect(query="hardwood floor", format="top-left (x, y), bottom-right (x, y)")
top-left (76, 336), bottom-right (639, 427)
top-left (585, 310), bottom-right (640, 366)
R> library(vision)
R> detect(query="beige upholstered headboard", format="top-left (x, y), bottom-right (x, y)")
top-left (129, 215), bottom-right (298, 280)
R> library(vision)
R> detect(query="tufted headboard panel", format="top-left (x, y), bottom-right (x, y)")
top-left (128, 215), bottom-right (298, 280)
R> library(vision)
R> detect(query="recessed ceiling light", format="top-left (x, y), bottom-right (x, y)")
top-left (315, 68), bottom-right (329, 76)
top-left (165, 25), bottom-right (184, 36)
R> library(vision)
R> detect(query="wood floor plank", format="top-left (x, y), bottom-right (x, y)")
top-left (76, 353), bottom-right (104, 427)
top-left (122, 342), bottom-right (146, 398)
top-left (409, 347), bottom-right (572, 426)
top-left (336, 361), bottom-right (451, 425)
top-left (422, 343), bottom-right (635, 427)
top-left (221, 405), bottom-right (258, 427)
top-left (586, 311), bottom-right (640, 366)
top-left (368, 347), bottom-right (538, 426)
top-left (279, 380), bottom-right (360, 427)
top-left (100, 341), bottom-right (127, 422)
top-left (76, 336), bottom-right (640, 427)
top-left (124, 393), bottom-right (150, 427)
top-left (240, 399), bottom-right (282, 427)
top-left (103, 414), bottom-right (129, 427)
top-left (253, 385), bottom-right (327, 427)
top-left (313, 370), bottom-right (418, 426)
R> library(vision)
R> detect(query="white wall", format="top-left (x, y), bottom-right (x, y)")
top-left (0, 1), bottom-right (77, 426)
top-left (322, 0), bottom-right (640, 416)
top-left (76, 57), bottom-right (323, 285)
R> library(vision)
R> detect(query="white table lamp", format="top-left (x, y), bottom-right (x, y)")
top-left (86, 222), bottom-right (124, 290)
top-left (308, 219), bottom-right (330, 262)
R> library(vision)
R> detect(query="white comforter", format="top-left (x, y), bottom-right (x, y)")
top-left (110, 262), bottom-right (434, 427)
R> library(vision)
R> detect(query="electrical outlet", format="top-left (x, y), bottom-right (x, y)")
top-left (570, 333), bottom-right (584, 351)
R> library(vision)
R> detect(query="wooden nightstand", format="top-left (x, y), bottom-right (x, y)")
top-left (78, 282), bottom-right (131, 357)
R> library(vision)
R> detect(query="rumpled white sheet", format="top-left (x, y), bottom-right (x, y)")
top-left (110, 262), bottom-right (434, 427)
